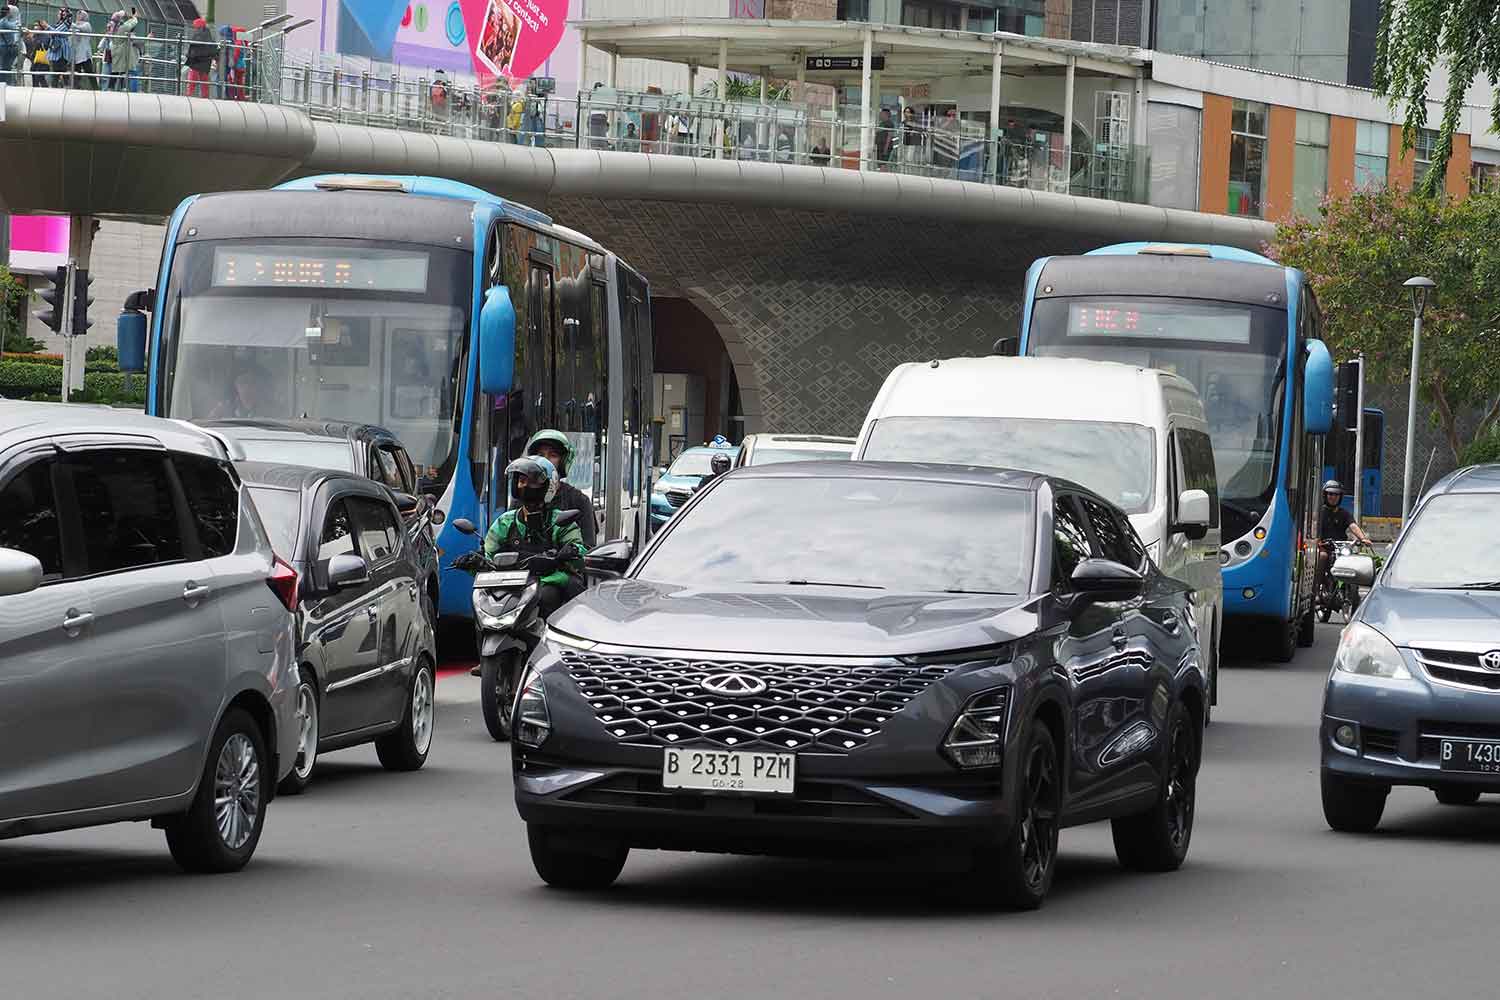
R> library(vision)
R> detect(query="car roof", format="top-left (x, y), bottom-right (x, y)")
top-left (0, 400), bottom-right (229, 460)
top-left (730, 459), bottom-right (1044, 489)
top-left (235, 460), bottom-right (366, 492)
top-left (868, 356), bottom-right (1192, 426)
top-left (748, 434), bottom-right (857, 447)
top-left (1424, 464), bottom-right (1500, 497)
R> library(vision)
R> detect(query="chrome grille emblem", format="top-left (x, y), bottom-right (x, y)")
top-left (1480, 651), bottom-right (1500, 671)
top-left (700, 672), bottom-right (768, 697)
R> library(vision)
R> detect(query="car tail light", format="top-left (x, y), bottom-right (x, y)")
top-left (266, 556), bottom-right (299, 611)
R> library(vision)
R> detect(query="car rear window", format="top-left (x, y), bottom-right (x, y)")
top-left (749, 447), bottom-right (853, 466)
top-left (248, 486), bottom-right (302, 559)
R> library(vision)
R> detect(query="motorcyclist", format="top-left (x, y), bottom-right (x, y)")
top-left (1317, 479), bottom-right (1372, 593)
top-left (524, 429), bottom-right (597, 548)
top-left (707, 452), bottom-right (731, 479)
top-left (455, 456), bottom-right (586, 618)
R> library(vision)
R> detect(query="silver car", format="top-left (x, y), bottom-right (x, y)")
top-left (0, 402), bottom-right (299, 872)
top-left (1321, 464), bottom-right (1500, 831)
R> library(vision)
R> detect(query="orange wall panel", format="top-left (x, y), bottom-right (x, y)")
top-left (1446, 132), bottom-right (1472, 199)
top-left (1199, 94), bottom-right (1232, 215)
top-left (1328, 115), bottom-right (1356, 198)
top-left (1388, 125), bottom-right (1415, 190)
top-left (1266, 105), bottom-right (1297, 220)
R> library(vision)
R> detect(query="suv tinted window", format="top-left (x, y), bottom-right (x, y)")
top-left (392, 448), bottom-right (417, 494)
top-left (372, 447), bottom-right (405, 490)
top-left (174, 455), bottom-right (239, 557)
top-left (66, 451), bottom-right (184, 574)
top-left (0, 460), bottom-right (63, 581)
top-left (1176, 428), bottom-right (1220, 528)
top-left (319, 500), bottom-right (358, 561)
top-left (349, 497), bottom-right (399, 562)
top-left (1079, 496), bottom-right (1138, 567)
top-left (1052, 495), bottom-right (1091, 588)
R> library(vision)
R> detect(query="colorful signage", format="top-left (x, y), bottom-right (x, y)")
top-left (8, 215), bottom-right (69, 273)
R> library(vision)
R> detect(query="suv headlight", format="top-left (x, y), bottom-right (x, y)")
top-left (1333, 622), bottom-right (1411, 679)
top-left (515, 666), bottom-right (551, 747)
top-left (941, 688), bottom-right (1010, 769)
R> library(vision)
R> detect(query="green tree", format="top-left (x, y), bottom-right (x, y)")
top-left (0, 265), bottom-right (40, 356)
top-left (1374, 0), bottom-right (1500, 196)
top-left (1270, 186), bottom-right (1500, 462)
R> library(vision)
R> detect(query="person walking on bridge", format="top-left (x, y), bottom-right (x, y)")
top-left (183, 16), bottom-right (214, 97)
top-left (66, 8), bottom-right (95, 89)
top-left (0, 5), bottom-right (22, 86)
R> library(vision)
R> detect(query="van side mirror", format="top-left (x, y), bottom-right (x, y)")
top-left (0, 547), bottom-right (44, 597)
top-left (1331, 553), bottom-right (1376, 588)
top-left (478, 285), bottom-right (516, 396)
top-left (1070, 558), bottom-right (1145, 602)
top-left (1174, 488), bottom-right (1212, 541)
top-left (993, 336), bottom-right (1020, 357)
top-left (585, 538), bottom-right (633, 578)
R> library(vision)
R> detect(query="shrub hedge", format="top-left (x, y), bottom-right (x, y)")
top-left (0, 360), bottom-right (146, 405)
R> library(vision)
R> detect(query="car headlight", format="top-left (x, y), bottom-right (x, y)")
top-left (514, 666), bottom-right (552, 747)
top-left (1333, 622), bottom-right (1411, 679)
top-left (941, 687), bottom-right (1010, 769)
top-left (652, 480), bottom-right (669, 494)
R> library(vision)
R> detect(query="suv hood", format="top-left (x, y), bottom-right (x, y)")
top-left (1361, 586), bottom-right (1500, 647)
top-left (551, 579), bottom-right (1038, 657)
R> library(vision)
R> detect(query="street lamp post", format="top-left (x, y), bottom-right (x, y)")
top-left (1401, 276), bottom-right (1436, 522)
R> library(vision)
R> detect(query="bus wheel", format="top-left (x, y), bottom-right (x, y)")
top-left (1297, 606), bottom-right (1316, 647)
top-left (1267, 618), bottom-right (1296, 663)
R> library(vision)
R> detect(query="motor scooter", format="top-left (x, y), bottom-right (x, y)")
top-left (451, 512), bottom-right (579, 742)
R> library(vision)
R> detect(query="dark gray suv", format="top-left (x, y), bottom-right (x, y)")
top-left (512, 461), bottom-right (1207, 909)
top-left (1321, 464), bottom-right (1500, 831)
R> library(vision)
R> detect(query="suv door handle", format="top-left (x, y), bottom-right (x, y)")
top-left (183, 581), bottom-right (211, 603)
top-left (62, 609), bottom-right (94, 632)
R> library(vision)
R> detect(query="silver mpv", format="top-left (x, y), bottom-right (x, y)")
top-left (0, 403), bottom-right (299, 872)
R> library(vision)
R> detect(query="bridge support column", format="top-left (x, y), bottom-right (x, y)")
top-left (988, 45), bottom-right (1003, 184)
top-left (1062, 55), bottom-right (1075, 193)
top-left (858, 28), bottom-right (873, 172)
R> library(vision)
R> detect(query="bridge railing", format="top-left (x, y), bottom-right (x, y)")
top-left (5, 25), bottom-right (261, 99)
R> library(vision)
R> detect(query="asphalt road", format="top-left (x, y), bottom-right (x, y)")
top-left (4, 624), bottom-right (1497, 1000)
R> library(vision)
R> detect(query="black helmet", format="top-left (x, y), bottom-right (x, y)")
top-left (1323, 479), bottom-right (1343, 494)
top-left (710, 453), bottom-right (731, 476)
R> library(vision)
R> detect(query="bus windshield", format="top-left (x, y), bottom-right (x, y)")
top-left (159, 240), bottom-right (472, 489)
top-left (1027, 296), bottom-right (1288, 506)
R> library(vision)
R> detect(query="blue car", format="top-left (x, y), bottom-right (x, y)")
top-left (650, 444), bottom-right (740, 530)
top-left (1320, 464), bottom-right (1500, 831)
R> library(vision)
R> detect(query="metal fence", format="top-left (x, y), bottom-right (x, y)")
top-left (2, 23), bottom-right (264, 98)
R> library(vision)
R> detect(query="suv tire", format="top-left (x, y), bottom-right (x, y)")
top-left (1435, 787), bottom-right (1482, 806)
top-left (1321, 770), bottom-right (1387, 832)
top-left (165, 708), bottom-right (269, 874)
top-left (1112, 700), bottom-right (1198, 872)
top-left (377, 658), bottom-right (435, 772)
top-left (972, 723), bottom-right (1061, 910)
top-left (527, 825), bottom-right (628, 889)
top-left (277, 671), bottom-right (319, 796)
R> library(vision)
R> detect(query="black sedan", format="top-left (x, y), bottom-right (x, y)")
top-left (238, 463), bottom-right (439, 795)
top-left (510, 461), bottom-right (1206, 908)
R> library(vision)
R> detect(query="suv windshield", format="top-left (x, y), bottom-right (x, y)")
top-left (863, 416), bottom-right (1155, 514)
top-left (638, 477), bottom-right (1034, 594)
top-left (1384, 493), bottom-right (1500, 589)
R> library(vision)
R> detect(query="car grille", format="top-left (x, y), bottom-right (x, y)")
top-left (1418, 721), bottom-right (1500, 761)
top-left (559, 771), bottom-right (915, 821)
top-left (1415, 648), bottom-right (1500, 691)
top-left (1361, 726), bottom-right (1401, 757)
top-left (558, 649), bottom-right (958, 754)
top-left (665, 489), bottom-right (692, 509)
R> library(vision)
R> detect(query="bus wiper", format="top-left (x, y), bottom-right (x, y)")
top-left (942, 589), bottom-right (1017, 595)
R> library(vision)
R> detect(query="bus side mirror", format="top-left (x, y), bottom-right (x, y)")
top-left (117, 310), bottom-right (148, 374)
top-left (1304, 339), bottom-right (1334, 435)
top-left (478, 285), bottom-right (516, 396)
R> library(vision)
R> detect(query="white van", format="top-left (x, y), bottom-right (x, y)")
top-left (854, 356), bottom-right (1223, 710)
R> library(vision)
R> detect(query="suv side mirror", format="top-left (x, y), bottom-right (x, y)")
top-left (585, 538), bottom-right (633, 577)
top-left (1332, 553), bottom-right (1376, 588)
top-left (452, 517), bottom-right (478, 536)
top-left (1070, 558), bottom-right (1145, 602)
top-left (392, 491), bottom-right (419, 515)
top-left (1174, 488), bottom-right (1212, 541)
top-left (327, 552), bottom-right (370, 592)
top-left (0, 547), bottom-right (43, 597)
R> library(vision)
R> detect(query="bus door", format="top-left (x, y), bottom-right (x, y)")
top-left (491, 250), bottom-right (556, 516)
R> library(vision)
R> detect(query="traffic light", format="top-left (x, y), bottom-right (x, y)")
top-left (34, 266), bottom-right (68, 334)
top-left (1335, 361), bottom-right (1360, 433)
top-left (71, 268), bottom-right (94, 337)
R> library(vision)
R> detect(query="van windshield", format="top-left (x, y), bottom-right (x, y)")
top-left (863, 416), bottom-right (1156, 513)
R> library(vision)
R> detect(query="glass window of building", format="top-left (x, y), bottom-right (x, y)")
top-left (1147, 102), bottom-right (1202, 211)
top-left (1413, 128), bottom-right (1440, 189)
top-left (1354, 120), bottom-right (1388, 188)
top-left (1293, 111), bottom-right (1330, 218)
top-left (1228, 99), bottom-right (1268, 217)
top-left (1473, 161), bottom-right (1500, 195)
top-left (901, 0), bottom-right (962, 29)
top-left (836, 0), bottom-right (870, 20)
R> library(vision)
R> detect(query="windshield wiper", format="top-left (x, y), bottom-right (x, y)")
top-left (1433, 581), bottom-right (1500, 590)
top-left (1220, 498), bottom-right (1261, 521)
top-left (772, 579), bottom-right (886, 590)
top-left (941, 589), bottom-right (1018, 595)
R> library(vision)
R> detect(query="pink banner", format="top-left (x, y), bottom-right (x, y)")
top-left (8, 215), bottom-right (69, 272)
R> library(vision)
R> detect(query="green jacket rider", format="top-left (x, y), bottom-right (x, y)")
top-left (482, 455), bottom-right (587, 599)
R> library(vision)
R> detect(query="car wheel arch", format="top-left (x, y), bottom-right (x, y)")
top-left (1029, 697), bottom-right (1068, 781)
top-left (209, 689), bottom-right (278, 799)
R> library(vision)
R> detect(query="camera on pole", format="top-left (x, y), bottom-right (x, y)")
top-left (34, 266), bottom-right (68, 334)
top-left (71, 268), bottom-right (95, 337)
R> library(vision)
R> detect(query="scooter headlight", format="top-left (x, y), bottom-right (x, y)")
top-left (472, 588), bottom-right (512, 628)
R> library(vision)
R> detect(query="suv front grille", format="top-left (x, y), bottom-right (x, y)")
top-left (665, 489), bottom-right (692, 509)
top-left (558, 649), bottom-right (957, 754)
top-left (1416, 648), bottom-right (1500, 691)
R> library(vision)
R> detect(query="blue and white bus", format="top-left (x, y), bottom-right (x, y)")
top-left (118, 174), bottom-right (656, 620)
top-left (1018, 243), bottom-right (1334, 660)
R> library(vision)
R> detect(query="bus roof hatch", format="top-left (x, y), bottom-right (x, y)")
top-left (1137, 244), bottom-right (1211, 257)
top-left (312, 177), bottom-right (409, 193)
